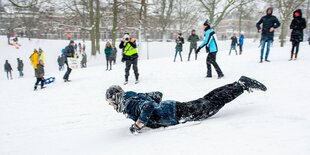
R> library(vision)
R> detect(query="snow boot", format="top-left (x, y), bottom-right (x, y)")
top-left (34, 86), bottom-right (37, 91)
top-left (238, 76), bottom-right (267, 92)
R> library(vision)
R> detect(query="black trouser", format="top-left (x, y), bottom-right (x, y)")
top-left (106, 56), bottom-right (112, 70)
top-left (18, 70), bottom-right (24, 77)
top-left (176, 82), bottom-right (244, 121)
top-left (206, 52), bottom-right (224, 77)
top-left (125, 58), bottom-right (139, 81)
top-left (63, 61), bottom-right (72, 80)
top-left (35, 77), bottom-right (44, 88)
top-left (188, 46), bottom-right (197, 61)
top-left (6, 71), bottom-right (12, 80)
top-left (291, 41), bottom-right (300, 59)
top-left (239, 45), bottom-right (243, 55)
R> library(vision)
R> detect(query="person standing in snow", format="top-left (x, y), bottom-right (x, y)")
top-left (229, 33), bottom-right (238, 56)
top-left (4, 60), bottom-right (13, 80)
top-left (119, 33), bottom-right (139, 84)
top-left (187, 30), bottom-right (200, 61)
top-left (34, 60), bottom-right (45, 90)
top-left (105, 42), bottom-right (113, 71)
top-left (174, 33), bottom-right (184, 62)
top-left (196, 19), bottom-right (224, 79)
top-left (63, 40), bottom-right (76, 82)
top-left (289, 9), bottom-right (307, 61)
top-left (29, 49), bottom-right (39, 76)
top-left (112, 45), bottom-right (118, 65)
top-left (105, 76), bottom-right (267, 134)
top-left (81, 51), bottom-right (87, 68)
top-left (17, 58), bottom-right (24, 77)
top-left (256, 7), bottom-right (281, 63)
top-left (239, 34), bottom-right (244, 55)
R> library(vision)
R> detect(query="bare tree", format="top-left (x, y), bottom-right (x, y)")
top-left (153, 0), bottom-right (175, 41)
top-left (95, 0), bottom-right (100, 54)
top-left (175, 0), bottom-right (200, 34)
top-left (111, 0), bottom-right (118, 46)
top-left (8, 0), bottom-right (38, 8)
top-left (198, 0), bottom-right (253, 28)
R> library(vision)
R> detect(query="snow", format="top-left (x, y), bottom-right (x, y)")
top-left (1, 36), bottom-right (310, 155)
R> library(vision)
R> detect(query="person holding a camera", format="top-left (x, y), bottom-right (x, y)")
top-left (119, 33), bottom-right (139, 85)
top-left (174, 33), bottom-right (184, 62)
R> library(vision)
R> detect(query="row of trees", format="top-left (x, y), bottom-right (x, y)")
top-left (6, 0), bottom-right (310, 54)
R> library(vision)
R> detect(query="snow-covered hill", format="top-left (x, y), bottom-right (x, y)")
top-left (0, 36), bottom-right (310, 155)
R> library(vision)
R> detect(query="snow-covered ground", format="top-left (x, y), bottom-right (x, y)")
top-left (0, 36), bottom-right (310, 155)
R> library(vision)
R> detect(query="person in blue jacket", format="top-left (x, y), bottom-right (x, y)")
top-left (106, 76), bottom-right (267, 134)
top-left (239, 34), bottom-right (244, 55)
top-left (196, 19), bottom-right (224, 79)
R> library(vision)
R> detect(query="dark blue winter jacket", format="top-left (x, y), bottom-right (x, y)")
top-left (239, 35), bottom-right (244, 45)
top-left (123, 91), bottom-right (178, 128)
top-left (198, 29), bottom-right (218, 53)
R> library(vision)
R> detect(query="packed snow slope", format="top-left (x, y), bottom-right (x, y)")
top-left (0, 36), bottom-right (310, 155)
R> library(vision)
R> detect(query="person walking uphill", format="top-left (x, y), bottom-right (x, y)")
top-left (34, 60), bottom-right (45, 90)
top-left (4, 60), bottom-right (13, 80)
top-left (105, 76), bottom-right (267, 134)
top-left (187, 30), bottom-right (200, 61)
top-left (119, 33), bottom-right (139, 85)
top-left (63, 40), bottom-right (76, 82)
top-left (196, 19), bottom-right (224, 79)
top-left (174, 33), bottom-right (184, 62)
top-left (256, 7), bottom-right (281, 63)
top-left (105, 42), bottom-right (113, 71)
top-left (289, 9), bottom-right (307, 61)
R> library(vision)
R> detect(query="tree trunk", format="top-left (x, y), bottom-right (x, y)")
top-left (279, 20), bottom-right (288, 47)
top-left (95, 0), bottom-right (100, 54)
top-left (112, 0), bottom-right (118, 46)
top-left (89, 0), bottom-right (96, 56)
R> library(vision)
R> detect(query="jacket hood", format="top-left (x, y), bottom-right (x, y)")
top-left (266, 7), bottom-right (273, 15)
top-left (293, 9), bottom-right (302, 18)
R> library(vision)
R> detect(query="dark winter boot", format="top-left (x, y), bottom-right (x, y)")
top-left (34, 85), bottom-right (37, 91)
top-left (289, 53), bottom-right (294, 61)
top-left (294, 53), bottom-right (298, 60)
top-left (259, 59), bottom-right (263, 63)
top-left (238, 76), bottom-right (267, 92)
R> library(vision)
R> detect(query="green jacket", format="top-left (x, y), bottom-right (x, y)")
top-left (105, 47), bottom-right (113, 57)
top-left (175, 36), bottom-right (184, 51)
top-left (187, 34), bottom-right (200, 48)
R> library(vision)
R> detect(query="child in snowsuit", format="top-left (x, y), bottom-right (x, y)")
top-left (34, 60), bottom-right (45, 90)
top-left (106, 76), bottom-right (267, 134)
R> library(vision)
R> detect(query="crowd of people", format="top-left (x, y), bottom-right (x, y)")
top-left (2, 7), bottom-right (308, 95)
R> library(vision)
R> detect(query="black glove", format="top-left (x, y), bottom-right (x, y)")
top-left (121, 57), bottom-right (125, 62)
top-left (196, 47), bottom-right (202, 54)
top-left (129, 124), bottom-right (142, 134)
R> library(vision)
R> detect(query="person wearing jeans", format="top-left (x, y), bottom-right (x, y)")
top-left (256, 7), bottom-right (280, 63)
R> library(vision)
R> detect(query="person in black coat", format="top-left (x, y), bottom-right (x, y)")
top-left (229, 33), bottom-right (238, 56)
top-left (256, 7), bottom-right (281, 63)
top-left (289, 9), bottom-right (307, 60)
top-left (4, 60), bottom-right (13, 80)
top-left (17, 58), bottom-right (24, 77)
top-left (63, 40), bottom-right (76, 82)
